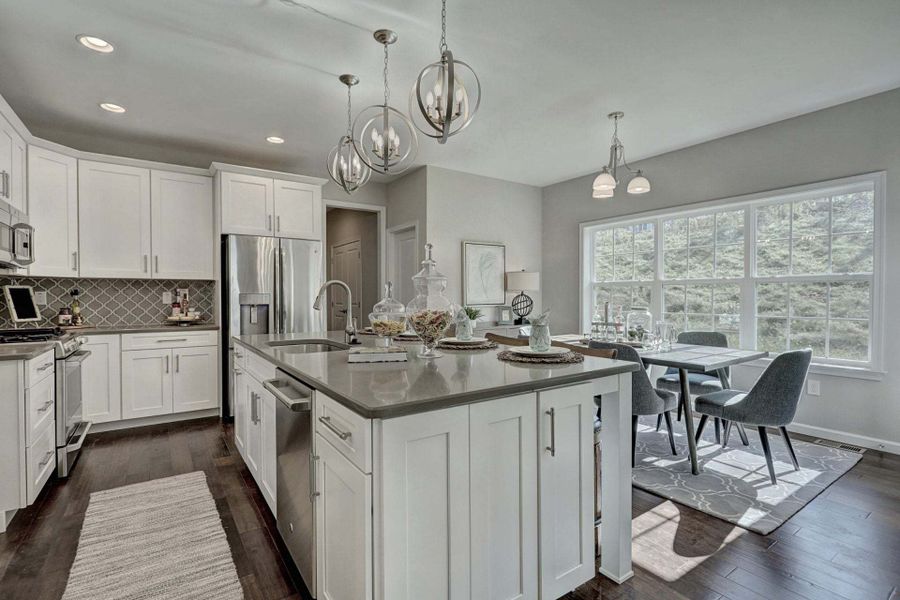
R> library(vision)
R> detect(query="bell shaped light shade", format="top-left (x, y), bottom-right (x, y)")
top-left (592, 188), bottom-right (614, 199)
top-left (592, 167), bottom-right (617, 191)
top-left (626, 171), bottom-right (651, 194)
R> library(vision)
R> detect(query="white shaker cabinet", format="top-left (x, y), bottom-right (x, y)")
top-left (27, 146), bottom-right (79, 276)
top-left (9, 135), bottom-right (26, 214)
top-left (150, 170), bottom-right (214, 279)
top-left (274, 179), bottom-right (321, 240)
top-left (538, 383), bottom-right (596, 599)
top-left (470, 393), bottom-right (539, 600)
top-left (172, 346), bottom-right (218, 413)
top-left (258, 384), bottom-right (277, 511)
top-left (315, 435), bottom-right (373, 600)
top-left (78, 161), bottom-right (152, 278)
top-left (219, 172), bottom-right (274, 236)
top-left (243, 377), bottom-right (263, 478)
top-left (232, 363), bottom-right (248, 455)
top-left (81, 334), bottom-right (122, 424)
top-left (0, 116), bottom-right (20, 211)
top-left (121, 348), bottom-right (173, 419)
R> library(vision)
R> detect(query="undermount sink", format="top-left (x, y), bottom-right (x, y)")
top-left (268, 339), bottom-right (350, 354)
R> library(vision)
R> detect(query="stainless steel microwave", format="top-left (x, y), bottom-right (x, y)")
top-left (0, 212), bottom-right (34, 270)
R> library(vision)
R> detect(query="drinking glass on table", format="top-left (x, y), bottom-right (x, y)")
top-left (655, 321), bottom-right (671, 351)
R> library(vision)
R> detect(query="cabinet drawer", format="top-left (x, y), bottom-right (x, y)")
top-left (244, 349), bottom-right (277, 383)
top-left (26, 349), bottom-right (56, 388)
top-left (26, 420), bottom-right (56, 505)
top-left (316, 392), bottom-right (371, 474)
top-left (121, 330), bottom-right (217, 350)
top-left (25, 371), bottom-right (56, 445)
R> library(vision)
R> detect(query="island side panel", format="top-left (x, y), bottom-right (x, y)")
top-left (599, 371), bottom-right (634, 583)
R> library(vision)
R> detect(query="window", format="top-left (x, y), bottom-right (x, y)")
top-left (581, 173), bottom-right (883, 372)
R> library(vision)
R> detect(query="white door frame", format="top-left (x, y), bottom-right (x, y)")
top-left (386, 221), bottom-right (420, 300)
top-left (323, 198), bottom-right (386, 295)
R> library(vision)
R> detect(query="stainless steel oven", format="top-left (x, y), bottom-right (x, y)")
top-left (56, 348), bottom-right (91, 477)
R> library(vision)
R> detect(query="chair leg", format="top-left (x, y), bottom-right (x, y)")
top-left (780, 426), bottom-right (800, 471)
top-left (722, 420), bottom-right (733, 447)
top-left (694, 414), bottom-right (709, 442)
top-left (663, 411), bottom-right (677, 456)
top-left (656, 413), bottom-right (663, 432)
top-left (714, 418), bottom-right (722, 444)
top-left (758, 426), bottom-right (777, 485)
top-left (632, 415), bottom-right (638, 468)
top-left (677, 398), bottom-right (683, 422)
top-left (736, 423), bottom-right (750, 446)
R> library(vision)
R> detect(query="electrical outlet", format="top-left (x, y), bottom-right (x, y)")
top-left (807, 379), bottom-right (821, 396)
top-left (162, 291), bottom-right (172, 304)
top-left (34, 291), bottom-right (48, 306)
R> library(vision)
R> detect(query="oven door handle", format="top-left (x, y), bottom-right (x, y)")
top-left (65, 421), bottom-right (92, 453)
top-left (66, 350), bottom-right (92, 364)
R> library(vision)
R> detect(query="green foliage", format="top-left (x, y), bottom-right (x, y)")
top-left (463, 306), bottom-right (483, 320)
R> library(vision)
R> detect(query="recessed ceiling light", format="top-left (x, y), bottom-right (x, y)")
top-left (77, 34), bottom-right (114, 53)
top-left (266, 136), bottom-right (285, 144)
top-left (99, 102), bottom-right (126, 114)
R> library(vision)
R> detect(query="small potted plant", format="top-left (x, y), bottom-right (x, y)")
top-left (463, 306), bottom-right (482, 333)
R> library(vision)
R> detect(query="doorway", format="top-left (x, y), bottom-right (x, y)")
top-left (387, 223), bottom-right (419, 304)
top-left (324, 206), bottom-right (381, 331)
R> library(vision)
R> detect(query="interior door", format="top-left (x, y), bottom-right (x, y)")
top-left (329, 239), bottom-right (361, 332)
top-left (279, 238), bottom-right (325, 334)
top-left (389, 225), bottom-right (419, 303)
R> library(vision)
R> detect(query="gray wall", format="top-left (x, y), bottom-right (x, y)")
top-left (542, 87), bottom-right (900, 449)
top-left (325, 208), bottom-right (379, 325)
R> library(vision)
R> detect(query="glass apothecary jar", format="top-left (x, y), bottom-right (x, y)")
top-left (626, 306), bottom-right (654, 343)
top-left (406, 243), bottom-right (454, 359)
top-left (369, 281), bottom-right (407, 347)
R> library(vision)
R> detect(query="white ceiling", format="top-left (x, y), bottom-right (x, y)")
top-left (1, 0), bottom-right (899, 187)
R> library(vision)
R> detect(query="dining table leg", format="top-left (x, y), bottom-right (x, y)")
top-left (679, 368), bottom-right (701, 475)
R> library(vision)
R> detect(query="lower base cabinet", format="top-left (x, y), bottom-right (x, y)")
top-left (81, 334), bottom-right (122, 424)
top-left (315, 434), bottom-right (373, 600)
top-left (122, 345), bottom-right (217, 419)
top-left (235, 369), bottom-right (277, 514)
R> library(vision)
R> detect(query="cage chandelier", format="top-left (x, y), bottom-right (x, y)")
top-left (591, 112), bottom-right (651, 199)
top-left (327, 74), bottom-right (372, 195)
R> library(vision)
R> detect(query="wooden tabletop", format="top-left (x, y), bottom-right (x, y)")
top-left (639, 343), bottom-right (768, 372)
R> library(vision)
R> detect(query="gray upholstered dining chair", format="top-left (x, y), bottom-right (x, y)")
top-left (588, 341), bottom-right (678, 466)
top-left (693, 349), bottom-right (812, 485)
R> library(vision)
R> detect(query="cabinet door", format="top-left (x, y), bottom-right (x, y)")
top-left (381, 405), bottom-right (470, 600)
top-left (151, 170), bottom-right (214, 279)
top-left (274, 179), bottom-right (321, 240)
top-left (233, 366), bottom-right (248, 455)
top-left (27, 146), bottom-right (79, 276)
top-left (0, 118), bottom-right (12, 205)
top-left (244, 378), bottom-right (263, 476)
top-left (258, 385), bottom-right (277, 512)
top-left (470, 394), bottom-right (539, 600)
top-left (172, 346), bottom-right (218, 413)
top-left (9, 135), bottom-right (26, 213)
top-left (78, 161), bottom-right (152, 278)
top-left (316, 434), bottom-right (372, 600)
top-left (121, 349), bottom-right (173, 419)
top-left (81, 334), bottom-right (122, 424)
top-left (219, 172), bottom-right (273, 236)
top-left (538, 383), bottom-right (595, 599)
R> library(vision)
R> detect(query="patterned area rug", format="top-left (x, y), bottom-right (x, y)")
top-left (631, 417), bottom-right (862, 534)
top-left (62, 471), bottom-right (243, 600)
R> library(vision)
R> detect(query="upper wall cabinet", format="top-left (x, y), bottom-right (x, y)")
top-left (151, 171), bottom-right (214, 279)
top-left (27, 147), bottom-right (79, 277)
top-left (78, 161), bottom-right (152, 278)
top-left (0, 116), bottom-right (26, 214)
top-left (219, 171), bottom-right (322, 240)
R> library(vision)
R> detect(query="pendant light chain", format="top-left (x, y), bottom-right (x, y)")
top-left (440, 0), bottom-right (448, 53)
top-left (383, 43), bottom-right (390, 105)
top-left (345, 84), bottom-right (353, 136)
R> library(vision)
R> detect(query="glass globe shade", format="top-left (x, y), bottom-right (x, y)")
top-left (592, 170), bottom-right (617, 191)
top-left (627, 174), bottom-right (651, 194)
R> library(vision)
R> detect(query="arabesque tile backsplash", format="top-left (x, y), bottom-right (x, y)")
top-left (0, 277), bottom-right (215, 329)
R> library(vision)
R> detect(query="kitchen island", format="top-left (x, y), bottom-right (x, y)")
top-left (233, 332), bottom-right (637, 599)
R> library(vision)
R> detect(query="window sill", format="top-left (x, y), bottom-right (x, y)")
top-left (740, 358), bottom-right (885, 381)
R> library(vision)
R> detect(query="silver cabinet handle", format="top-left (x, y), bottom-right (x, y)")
top-left (276, 215), bottom-right (281, 232)
top-left (234, 367), bottom-right (243, 375)
top-left (39, 450), bottom-right (54, 468)
top-left (155, 255), bottom-right (159, 273)
top-left (72, 251), bottom-right (79, 271)
top-left (37, 362), bottom-right (54, 372)
top-left (175, 354), bottom-right (180, 372)
top-left (165, 355), bottom-right (170, 373)
top-left (143, 254), bottom-right (149, 272)
top-left (250, 391), bottom-right (260, 424)
top-left (156, 338), bottom-right (187, 343)
top-left (267, 214), bottom-right (273, 231)
top-left (37, 399), bottom-right (54, 413)
top-left (545, 407), bottom-right (556, 457)
top-left (318, 415), bottom-right (351, 440)
top-left (310, 454), bottom-right (320, 502)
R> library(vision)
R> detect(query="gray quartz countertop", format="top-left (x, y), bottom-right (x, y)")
top-left (235, 331), bottom-right (638, 418)
top-left (0, 342), bottom-right (57, 361)
top-left (68, 324), bottom-right (220, 335)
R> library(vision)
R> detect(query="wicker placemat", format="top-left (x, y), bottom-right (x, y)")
top-left (437, 340), bottom-right (498, 351)
top-left (497, 349), bottom-right (584, 364)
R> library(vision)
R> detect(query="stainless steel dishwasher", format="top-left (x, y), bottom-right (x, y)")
top-left (264, 369), bottom-right (316, 597)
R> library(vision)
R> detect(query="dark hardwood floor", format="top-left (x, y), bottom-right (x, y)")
top-left (0, 418), bottom-right (897, 600)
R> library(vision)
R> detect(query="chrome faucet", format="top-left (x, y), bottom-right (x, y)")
top-left (313, 280), bottom-right (359, 344)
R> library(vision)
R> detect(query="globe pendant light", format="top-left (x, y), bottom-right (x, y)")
top-left (327, 74), bottom-right (372, 195)
top-left (591, 111), bottom-right (651, 198)
top-left (352, 30), bottom-right (418, 175)
top-left (410, 0), bottom-right (481, 143)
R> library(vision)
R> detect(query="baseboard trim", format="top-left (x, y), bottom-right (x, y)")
top-left (90, 409), bottom-right (220, 433)
top-left (788, 422), bottom-right (899, 455)
top-left (598, 568), bottom-right (634, 584)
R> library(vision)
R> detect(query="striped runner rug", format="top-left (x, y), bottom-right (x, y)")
top-left (62, 471), bottom-right (244, 600)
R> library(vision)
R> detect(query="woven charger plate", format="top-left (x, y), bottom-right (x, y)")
top-left (437, 340), bottom-right (498, 351)
top-left (497, 349), bottom-right (584, 364)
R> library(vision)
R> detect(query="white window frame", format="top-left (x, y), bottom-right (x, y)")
top-left (579, 172), bottom-right (886, 379)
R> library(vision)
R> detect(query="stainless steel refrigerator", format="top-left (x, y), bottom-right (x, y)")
top-left (222, 235), bottom-right (325, 415)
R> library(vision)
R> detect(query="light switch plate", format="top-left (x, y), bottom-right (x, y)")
top-left (178, 288), bottom-right (190, 302)
top-left (807, 379), bottom-right (821, 396)
top-left (162, 291), bottom-right (172, 304)
top-left (34, 291), bottom-right (48, 306)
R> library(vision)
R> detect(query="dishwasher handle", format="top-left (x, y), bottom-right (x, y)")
top-left (264, 377), bottom-right (312, 412)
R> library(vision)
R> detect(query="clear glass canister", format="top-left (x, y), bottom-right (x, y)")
top-left (368, 281), bottom-right (407, 347)
top-left (626, 306), bottom-right (654, 343)
top-left (406, 243), bottom-right (454, 358)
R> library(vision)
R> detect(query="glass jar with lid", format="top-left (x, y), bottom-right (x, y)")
top-left (406, 243), bottom-right (454, 358)
top-left (626, 306), bottom-right (654, 343)
top-left (368, 281), bottom-right (407, 347)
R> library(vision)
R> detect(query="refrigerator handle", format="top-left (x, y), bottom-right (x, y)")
top-left (274, 244), bottom-right (281, 334)
top-left (280, 247), bottom-right (287, 333)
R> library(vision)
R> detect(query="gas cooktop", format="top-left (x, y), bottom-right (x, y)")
top-left (0, 327), bottom-right (84, 358)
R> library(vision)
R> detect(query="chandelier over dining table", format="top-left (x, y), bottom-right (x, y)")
top-left (592, 111), bottom-right (651, 198)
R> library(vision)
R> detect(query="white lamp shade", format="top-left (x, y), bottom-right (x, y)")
top-left (506, 271), bottom-right (540, 291)
top-left (592, 170), bottom-right (617, 191)
top-left (592, 188), bottom-right (614, 199)
top-left (627, 174), bottom-right (651, 194)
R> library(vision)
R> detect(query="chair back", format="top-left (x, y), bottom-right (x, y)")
top-left (734, 349), bottom-right (812, 426)
top-left (553, 341), bottom-right (617, 359)
top-left (485, 333), bottom-right (528, 347)
top-left (588, 341), bottom-right (667, 415)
